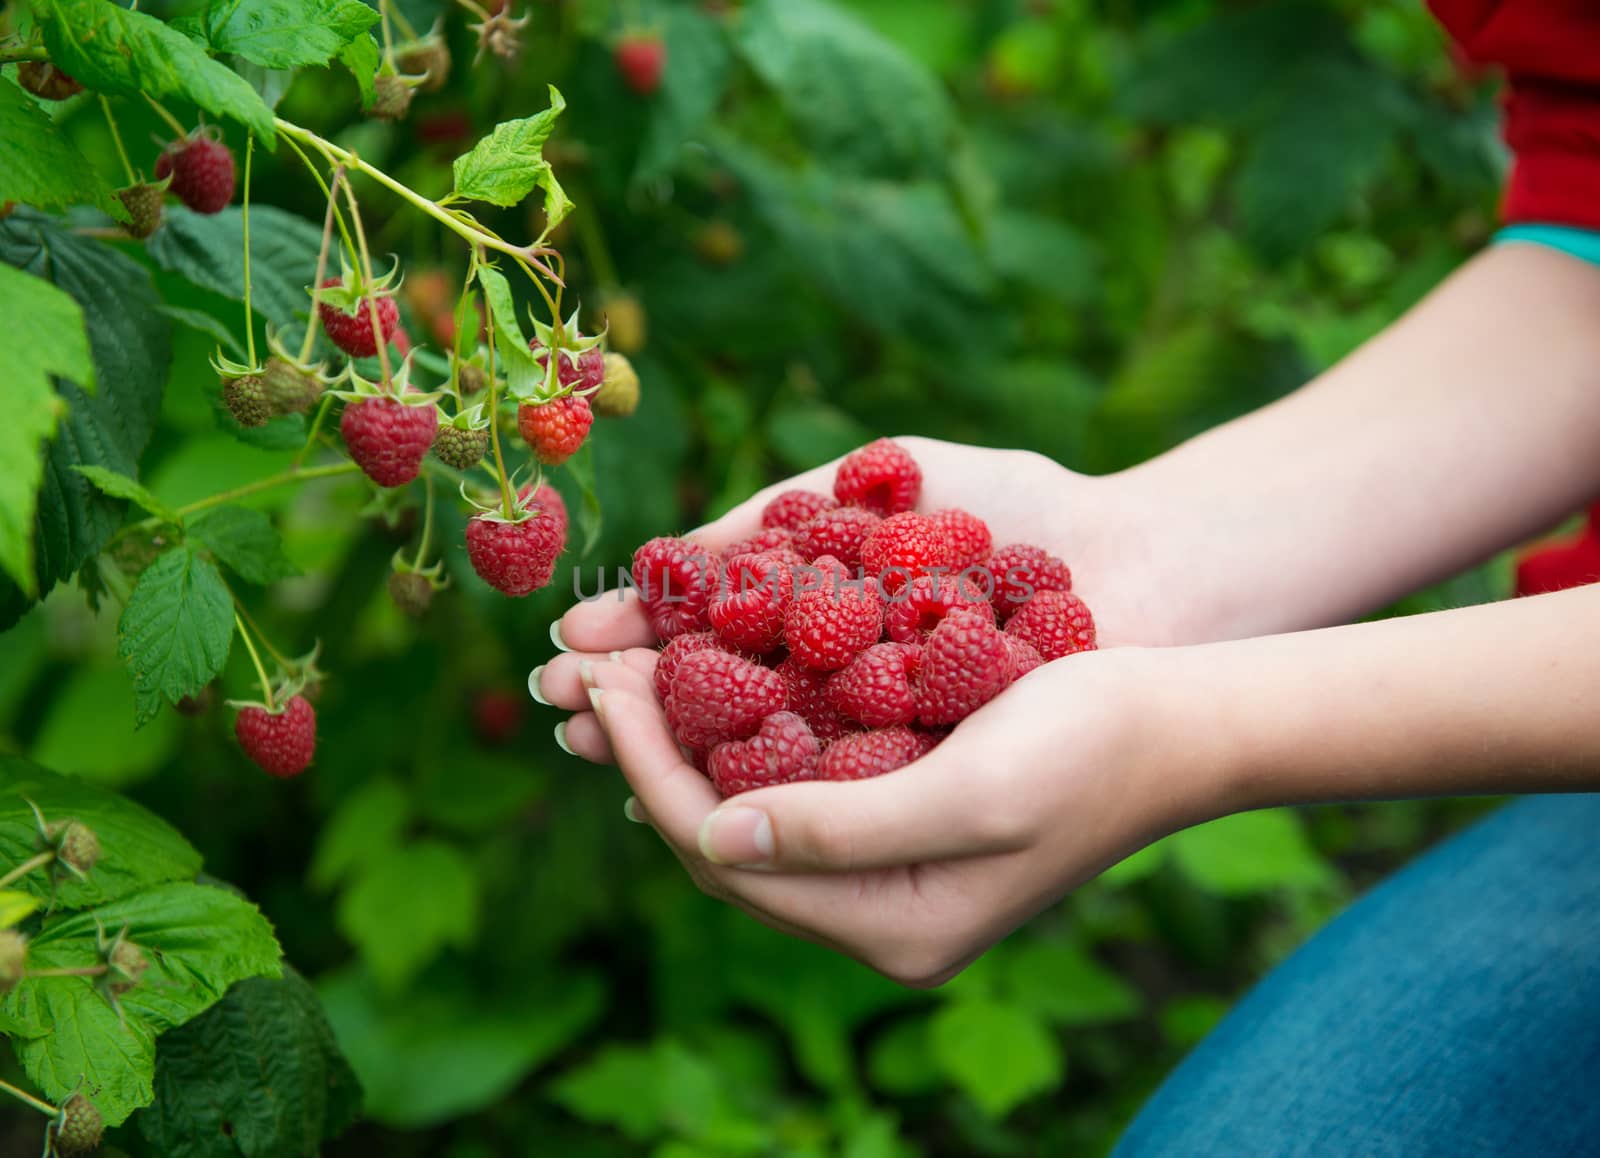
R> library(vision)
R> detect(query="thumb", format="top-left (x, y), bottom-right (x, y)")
top-left (696, 738), bottom-right (1031, 872)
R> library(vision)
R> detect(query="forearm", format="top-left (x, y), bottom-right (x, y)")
top-left (1116, 243), bottom-right (1600, 644)
top-left (1156, 585), bottom-right (1600, 818)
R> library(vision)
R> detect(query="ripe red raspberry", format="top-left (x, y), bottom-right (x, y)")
top-left (235, 695), bottom-right (317, 778)
top-left (518, 481), bottom-right (569, 538)
top-left (472, 689), bottom-right (523, 746)
top-left (155, 136), bottom-right (235, 214)
top-left (827, 642), bottom-right (921, 728)
top-left (340, 395), bottom-right (439, 487)
top-left (762, 489), bottom-right (838, 532)
top-left (860, 512), bottom-right (951, 593)
top-left (633, 536), bottom-right (718, 640)
top-left (929, 508), bottom-right (993, 569)
top-left (517, 395), bottom-right (594, 466)
top-left (466, 503), bottom-right (567, 596)
top-left (318, 277), bottom-right (400, 357)
top-left (653, 631), bottom-right (729, 701)
top-left (915, 608), bottom-right (1013, 726)
top-left (818, 727), bottom-right (935, 782)
top-left (708, 552), bottom-right (794, 653)
top-left (794, 506), bottom-right (881, 570)
top-left (615, 33), bottom-right (667, 96)
top-left (707, 712), bottom-right (820, 797)
top-left (883, 573), bottom-right (995, 643)
top-left (1004, 590), bottom-right (1096, 661)
top-left (989, 543), bottom-right (1072, 619)
top-left (774, 655), bottom-right (855, 744)
top-left (784, 554), bottom-right (884, 671)
top-left (531, 340), bottom-right (606, 392)
top-left (1002, 634), bottom-right (1045, 678)
top-left (833, 438), bottom-right (921, 515)
top-left (721, 526), bottom-right (793, 559)
top-left (665, 650), bottom-right (787, 749)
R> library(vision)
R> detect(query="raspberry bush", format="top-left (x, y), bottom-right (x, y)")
top-left (0, 0), bottom-right (1513, 1152)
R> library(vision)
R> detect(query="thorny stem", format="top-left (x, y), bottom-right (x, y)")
top-left (144, 94), bottom-right (189, 139)
top-left (101, 97), bottom-right (136, 185)
top-left (338, 171), bottom-right (394, 387)
top-left (297, 162), bottom-right (346, 366)
top-left (278, 133), bottom-right (359, 270)
top-left (235, 612), bottom-right (276, 710)
top-left (0, 1078), bottom-right (58, 1119)
top-left (483, 278), bottom-right (517, 519)
top-left (0, 851), bottom-right (54, 891)
top-left (242, 138), bottom-right (257, 365)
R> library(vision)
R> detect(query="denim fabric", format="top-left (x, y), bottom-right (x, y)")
top-left (1497, 225), bottom-right (1600, 267)
top-left (1114, 796), bottom-right (1600, 1157)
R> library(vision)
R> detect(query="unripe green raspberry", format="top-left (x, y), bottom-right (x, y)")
top-left (396, 37), bottom-right (452, 92)
top-left (51, 1093), bottom-right (104, 1155)
top-left (261, 356), bottom-right (323, 415)
top-left (115, 182), bottom-right (165, 239)
top-left (47, 820), bottom-right (100, 875)
top-left (223, 375), bottom-right (271, 428)
top-left (108, 938), bottom-right (149, 996)
top-left (0, 930), bottom-right (27, 997)
top-left (370, 74), bottom-right (415, 121)
top-left (432, 423), bottom-right (489, 470)
top-left (388, 570), bottom-right (435, 618)
top-left (593, 353), bottom-right (640, 418)
top-left (457, 362), bottom-right (489, 395)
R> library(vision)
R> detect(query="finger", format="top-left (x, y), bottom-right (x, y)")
top-left (696, 735), bottom-right (1032, 872)
top-left (532, 648), bottom-right (658, 712)
top-left (690, 462), bottom-right (842, 553)
top-left (554, 590), bottom-right (658, 653)
top-left (554, 711), bottom-right (613, 763)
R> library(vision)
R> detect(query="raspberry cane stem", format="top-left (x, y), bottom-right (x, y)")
top-left (143, 94), bottom-right (189, 139)
top-left (242, 137), bottom-right (257, 365)
top-left (235, 612), bottom-right (276, 711)
top-left (279, 135), bottom-right (360, 279)
top-left (481, 276), bottom-right (518, 519)
top-left (100, 97), bottom-right (136, 185)
top-left (0, 850), bottom-right (54, 890)
top-left (0, 1078), bottom-right (58, 1118)
top-left (25, 965), bottom-right (107, 979)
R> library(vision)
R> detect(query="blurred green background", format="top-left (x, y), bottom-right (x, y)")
top-left (1, 0), bottom-right (1515, 1153)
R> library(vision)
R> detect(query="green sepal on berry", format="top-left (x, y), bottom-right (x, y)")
top-left (314, 257), bottom-right (404, 313)
top-left (452, 348), bottom-right (497, 396)
top-left (395, 25), bottom-right (452, 92)
top-left (29, 800), bottom-right (101, 886)
top-left (433, 403), bottom-right (491, 470)
top-left (388, 550), bottom-right (449, 618)
top-left (528, 305), bottom-right (606, 401)
top-left (260, 329), bottom-right (330, 415)
top-left (369, 71), bottom-right (423, 121)
top-left (212, 348), bottom-right (271, 428)
top-left (329, 358), bottom-right (441, 407)
top-left (115, 175), bottom-right (171, 240)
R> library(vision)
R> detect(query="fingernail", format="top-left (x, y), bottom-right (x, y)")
top-left (550, 620), bottom-right (570, 652)
top-left (587, 687), bottom-right (605, 722)
top-left (623, 796), bottom-right (645, 824)
top-left (527, 666), bottom-right (550, 706)
top-left (578, 659), bottom-right (595, 689)
top-left (554, 721), bottom-right (575, 756)
top-left (699, 807), bottom-right (773, 867)
top-left (609, 650), bottom-right (625, 662)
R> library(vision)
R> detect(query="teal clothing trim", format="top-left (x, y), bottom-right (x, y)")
top-left (1496, 224), bottom-right (1600, 266)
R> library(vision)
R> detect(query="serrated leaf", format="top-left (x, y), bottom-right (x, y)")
top-left (37, 0), bottom-right (276, 140)
top-left (6, 881), bottom-right (283, 1125)
top-left (71, 465), bottom-right (179, 524)
top-left (563, 444), bottom-right (602, 557)
top-left (0, 756), bottom-right (203, 910)
top-left (1170, 810), bottom-right (1335, 895)
top-left (451, 86), bottom-right (570, 228)
top-left (146, 205), bottom-right (323, 332)
top-left (339, 32), bottom-right (379, 106)
top-left (138, 969), bottom-right (361, 1156)
top-left (0, 890), bottom-right (41, 928)
top-left (186, 0), bottom-right (379, 70)
top-left (0, 210), bottom-right (172, 630)
top-left (1002, 939), bottom-right (1140, 1027)
top-left (187, 505), bottom-right (297, 584)
top-left (928, 999), bottom-right (1062, 1119)
top-left (336, 840), bottom-right (478, 993)
top-left (474, 265), bottom-right (543, 398)
top-left (0, 76), bottom-right (119, 216)
top-left (117, 547), bottom-right (235, 727)
top-left (0, 262), bottom-right (88, 598)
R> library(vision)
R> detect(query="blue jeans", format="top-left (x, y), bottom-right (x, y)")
top-left (1115, 796), bottom-right (1600, 1157)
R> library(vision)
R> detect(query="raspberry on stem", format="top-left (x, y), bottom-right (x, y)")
top-left (235, 695), bottom-right (317, 778)
top-left (340, 395), bottom-right (439, 487)
top-left (517, 395), bottom-right (593, 466)
top-left (156, 134), bottom-right (236, 214)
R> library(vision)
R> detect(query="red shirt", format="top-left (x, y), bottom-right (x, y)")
top-left (1429, 1), bottom-right (1600, 229)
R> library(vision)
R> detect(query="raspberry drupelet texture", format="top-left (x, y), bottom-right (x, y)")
top-left (433, 423), bottom-right (489, 470)
top-left (929, 508), bottom-right (994, 570)
top-left (466, 503), bottom-right (567, 596)
top-left (518, 395), bottom-right (594, 466)
top-left (707, 711), bottom-right (820, 796)
top-left (721, 526), bottom-right (794, 560)
top-left (708, 552), bottom-right (795, 653)
top-left (633, 536), bottom-right (718, 640)
top-left (235, 695), bottom-right (317, 778)
top-left (665, 650), bottom-right (787, 749)
top-left (988, 543), bottom-right (1072, 619)
top-left (827, 642), bottom-right (922, 728)
top-left (318, 277), bottom-right (400, 357)
top-left (860, 512), bottom-right (952, 593)
top-left (794, 506), bottom-right (882, 570)
top-left (1004, 589), bottom-right (1097, 660)
top-left (1001, 634), bottom-right (1046, 678)
top-left (531, 340), bottom-right (606, 392)
top-left (762, 489), bottom-right (839, 532)
top-left (340, 395), bottom-right (439, 487)
top-left (156, 136), bottom-right (236, 214)
top-left (883, 572), bottom-right (996, 643)
top-left (818, 727), bottom-right (935, 781)
top-left (653, 631), bottom-right (728, 701)
top-left (518, 481), bottom-right (569, 537)
top-left (774, 655), bottom-right (855, 744)
top-left (914, 608), bottom-right (1013, 726)
top-left (833, 438), bottom-right (922, 515)
top-left (784, 554), bottom-right (885, 671)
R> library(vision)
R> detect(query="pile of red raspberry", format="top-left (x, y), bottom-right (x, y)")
top-left (630, 439), bottom-right (1098, 798)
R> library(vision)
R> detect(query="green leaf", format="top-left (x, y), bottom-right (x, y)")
top-left (474, 265), bottom-right (543, 398)
top-left (319, 964), bottom-right (604, 1128)
top-left (309, 778), bottom-right (411, 891)
top-left (985, 210), bottom-right (1096, 305)
top-left (1001, 939), bottom-right (1140, 1027)
top-left (736, 0), bottom-right (952, 178)
top-left (928, 999), bottom-right (1063, 1119)
top-left (335, 839), bottom-right (478, 993)
top-left (0, 76), bottom-right (118, 216)
top-left (0, 890), bottom-right (41, 928)
top-left (338, 32), bottom-right (379, 107)
top-left (0, 262), bottom-right (88, 598)
top-left (29, 665), bottom-right (181, 788)
top-left (548, 1040), bottom-right (726, 1144)
top-left (6, 881), bottom-right (283, 1125)
top-left (187, 505), bottom-right (297, 584)
top-left (71, 465), bottom-right (179, 524)
top-left (117, 547), bottom-right (235, 727)
top-left (0, 756), bottom-right (202, 910)
top-left (184, 0), bottom-right (379, 70)
top-left (138, 969), bottom-right (362, 1156)
top-left (146, 205), bottom-right (323, 333)
top-left (634, 6), bottom-right (733, 183)
top-left (1170, 809), bottom-right (1336, 895)
top-left (37, 0), bottom-right (277, 140)
top-left (563, 444), bottom-right (602, 557)
top-left (764, 401), bottom-right (873, 472)
top-left (451, 86), bottom-right (571, 228)
top-left (0, 211), bottom-right (172, 629)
